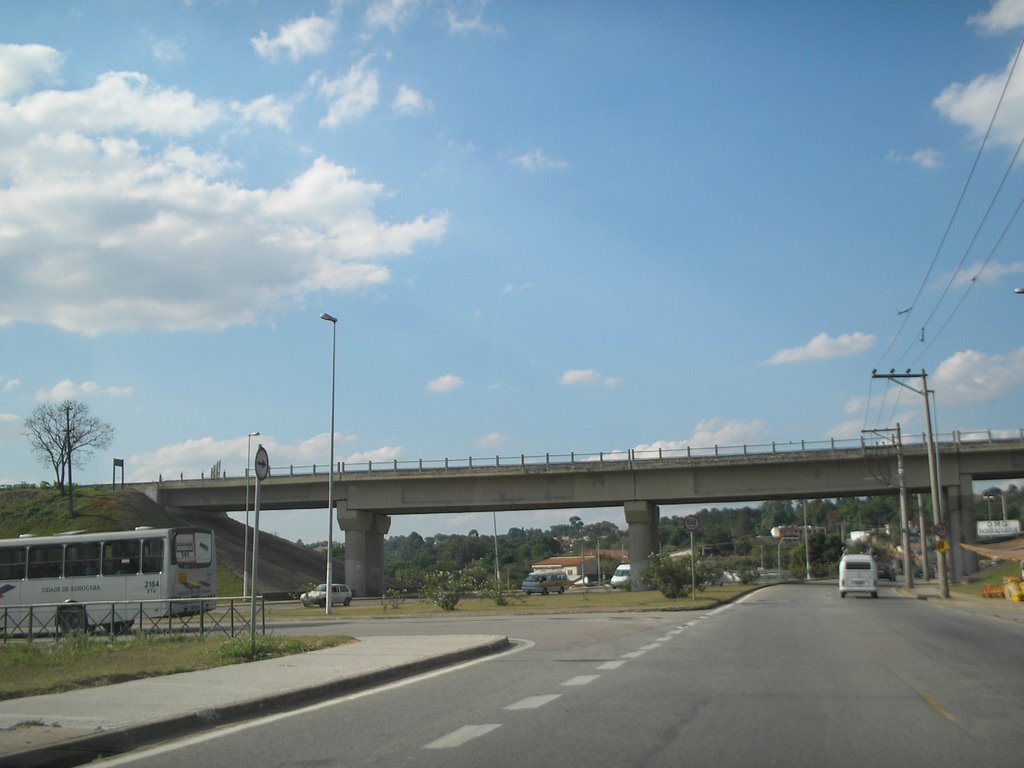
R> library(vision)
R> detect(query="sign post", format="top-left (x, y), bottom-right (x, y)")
top-left (250, 445), bottom-right (270, 646)
top-left (683, 515), bottom-right (702, 599)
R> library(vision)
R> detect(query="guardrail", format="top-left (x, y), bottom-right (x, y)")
top-left (1, 596), bottom-right (266, 643)
top-left (159, 428), bottom-right (1024, 483)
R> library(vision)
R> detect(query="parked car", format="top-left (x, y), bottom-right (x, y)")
top-left (876, 560), bottom-right (896, 581)
top-left (300, 583), bottom-right (353, 607)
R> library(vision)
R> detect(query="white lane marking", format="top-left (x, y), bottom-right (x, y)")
top-left (622, 650), bottom-right (647, 658)
top-left (640, 642), bottom-right (661, 650)
top-left (93, 639), bottom-right (535, 766)
top-left (597, 660), bottom-right (627, 670)
top-left (505, 694), bottom-right (562, 710)
top-left (562, 675), bottom-right (599, 686)
top-left (424, 724), bottom-right (501, 749)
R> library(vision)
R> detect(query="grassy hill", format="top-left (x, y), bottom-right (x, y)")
top-left (0, 485), bottom-right (342, 598)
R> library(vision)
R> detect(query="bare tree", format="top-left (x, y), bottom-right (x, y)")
top-left (23, 400), bottom-right (115, 514)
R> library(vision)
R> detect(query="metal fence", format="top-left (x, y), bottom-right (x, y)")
top-left (1, 596), bottom-right (265, 643)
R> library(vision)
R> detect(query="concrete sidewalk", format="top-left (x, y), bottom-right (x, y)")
top-left (897, 579), bottom-right (1024, 624)
top-left (0, 634), bottom-right (510, 768)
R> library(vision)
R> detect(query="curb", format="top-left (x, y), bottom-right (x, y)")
top-left (1, 636), bottom-right (511, 768)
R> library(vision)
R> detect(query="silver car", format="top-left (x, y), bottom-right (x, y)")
top-left (300, 583), bottom-right (353, 607)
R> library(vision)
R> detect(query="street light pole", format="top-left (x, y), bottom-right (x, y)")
top-left (803, 500), bottom-right (811, 580)
top-left (321, 312), bottom-right (338, 616)
top-left (243, 431), bottom-right (260, 597)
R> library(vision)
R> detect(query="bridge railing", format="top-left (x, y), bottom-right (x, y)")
top-left (160, 428), bottom-right (1024, 483)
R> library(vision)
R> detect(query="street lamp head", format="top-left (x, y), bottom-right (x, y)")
top-left (248, 431), bottom-right (260, 437)
top-left (1015, 287), bottom-right (1024, 294)
top-left (320, 312), bottom-right (338, 323)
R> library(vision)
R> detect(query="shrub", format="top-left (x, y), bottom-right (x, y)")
top-left (641, 551), bottom-right (693, 598)
top-left (421, 569), bottom-right (477, 611)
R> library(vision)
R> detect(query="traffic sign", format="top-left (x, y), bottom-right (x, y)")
top-left (254, 445), bottom-right (270, 481)
top-left (683, 515), bottom-right (702, 532)
top-left (933, 522), bottom-right (947, 537)
top-left (935, 538), bottom-right (950, 553)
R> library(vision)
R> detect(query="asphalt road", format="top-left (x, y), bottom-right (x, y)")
top-left (94, 582), bottom-right (1024, 767)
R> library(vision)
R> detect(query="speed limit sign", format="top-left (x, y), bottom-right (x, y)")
top-left (683, 515), bottom-right (702, 532)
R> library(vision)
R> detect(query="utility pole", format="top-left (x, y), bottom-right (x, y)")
top-left (871, 370), bottom-right (949, 598)
top-left (864, 424), bottom-right (914, 589)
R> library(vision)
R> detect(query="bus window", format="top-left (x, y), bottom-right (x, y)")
top-left (102, 539), bottom-right (140, 575)
top-left (0, 546), bottom-right (26, 580)
top-left (27, 544), bottom-right (63, 579)
top-left (65, 541), bottom-right (101, 576)
top-left (141, 538), bottom-right (164, 574)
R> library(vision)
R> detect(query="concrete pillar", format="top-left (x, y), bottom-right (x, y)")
top-left (337, 502), bottom-right (391, 597)
top-left (951, 474), bottom-right (979, 581)
top-left (624, 500), bottom-right (660, 590)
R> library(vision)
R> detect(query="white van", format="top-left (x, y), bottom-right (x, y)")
top-left (839, 554), bottom-right (878, 598)
top-left (610, 563), bottom-right (631, 588)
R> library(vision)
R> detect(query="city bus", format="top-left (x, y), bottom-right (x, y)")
top-left (0, 526), bottom-right (216, 635)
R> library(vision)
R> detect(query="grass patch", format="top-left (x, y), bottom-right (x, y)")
top-left (282, 583), bottom-right (760, 619)
top-left (0, 632), bottom-right (355, 701)
top-left (952, 560), bottom-right (1020, 596)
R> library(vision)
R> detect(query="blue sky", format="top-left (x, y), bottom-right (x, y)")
top-left (2, 0), bottom-right (1024, 543)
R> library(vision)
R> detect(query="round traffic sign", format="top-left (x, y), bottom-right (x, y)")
top-left (683, 515), bottom-right (702, 532)
top-left (254, 445), bottom-right (270, 481)
top-left (934, 522), bottom-right (947, 537)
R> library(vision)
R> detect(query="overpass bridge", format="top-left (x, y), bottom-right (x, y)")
top-left (142, 430), bottom-right (1024, 596)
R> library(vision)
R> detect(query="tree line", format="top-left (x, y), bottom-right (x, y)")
top-left (373, 488), bottom-right (1023, 587)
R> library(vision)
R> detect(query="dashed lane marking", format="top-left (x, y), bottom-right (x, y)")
top-left (424, 724), bottom-right (502, 749)
top-left (562, 675), bottom-right (600, 686)
top-left (505, 694), bottom-right (562, 710)
top-left (597, 660), bottom-right (627, 670)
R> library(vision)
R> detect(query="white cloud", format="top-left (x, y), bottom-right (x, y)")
top-left (969, 0), bottom-right (1024, 34)
top-left (251, 15), bottom-right (336, 62)
top-left (315, 56), bottom-right (380, 127)
top-left (1, 376), bottom-right (20, 393)
top-left (392, 85), bottom-right (431, 115)
top-left (511, 148), bottom-right (568, 172)
top-left (365, 0), bottom-right (422, 32)
top-left (559, 369), bottom-right (622, 387)
top-left (0, 43), bottom-right (63, 99)
top-left (933, 346), bottom-right (1024, 404)
top-left (767, 332), bottom-right (875, 365)
top-left (427, 374), bottom-right (465, 393)
top-left (0, 66), bottom-right (448, 337)
top-left (632, 418), bottom-right (771, 455)
top-left (231, 94), bottom-right (294, 130)
top-left (447, 4), bottom-right (504, 35)
top-left (124, 432), bottom-right (399, 482)
top-left (887, 148), bottom-right (942, 169)
top-left (478, 432), bottom-right (506, 449)
top-left (151, 38), bottom-right (186, 64)
top-left (35, 380), bottom-right (134, 402)
top-left (8, 71), bottom-right (222, 137)
top-left (934, 54), bottom-right (1024, 150)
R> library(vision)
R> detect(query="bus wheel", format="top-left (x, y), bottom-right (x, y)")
top-left (57, 603), bottom-right (89, 635)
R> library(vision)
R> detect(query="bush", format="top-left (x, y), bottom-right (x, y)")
top-left (421, 569), bottom-right (477, 611)
top-left (478, 577), bottom-right (511, 606)
top-left (641, 551), bottom-right (693, 598)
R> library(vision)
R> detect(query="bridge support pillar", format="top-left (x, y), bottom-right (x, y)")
top-left (951, 474), bottom-right (979, 581)
top-left (337, 504), bottom-right (391, 597)
top-left (624, 501), bottom-right (660, 590)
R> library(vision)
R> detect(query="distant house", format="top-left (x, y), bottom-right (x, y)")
top-left (531, 555), bottom-right (599, 583)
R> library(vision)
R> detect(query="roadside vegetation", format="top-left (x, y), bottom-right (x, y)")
top-left (0, 632), bottom-right (355, 701)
